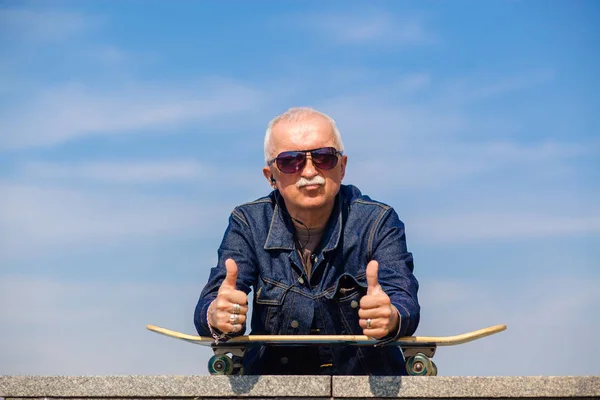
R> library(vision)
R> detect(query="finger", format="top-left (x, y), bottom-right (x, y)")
top-left (215, 319), bottom-right (246, 334)
top-left (232, 314), bottom-right (247, 326)
top-left (358, 305), bottom-right (392, 319)
top-left (222, 258), bottom-right (238, 289)
top-left (359, 318), bottom-right (390, 339)
top-left (215, 291), bottom-right (248, 309)
top-left (366, 260), bottom-right (381, 294)
top-left (218, 311), bottom-right (248, 326)
top-left (227, 301), bottom-right (249, 315)
top-left (225, 290), bottom-right (248, 307)
top-left (358, 317), bottom-right (388, 330)
top-left (216, 321), bottom-right (233, 333)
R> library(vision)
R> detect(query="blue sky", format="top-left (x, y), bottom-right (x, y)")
top-left (0, 0), bottom-right (599, 376)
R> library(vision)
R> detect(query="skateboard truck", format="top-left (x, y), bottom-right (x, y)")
top-left (207, 343), bottom-right (438, 376)
top-left (402, 344), bottom-right (437, 376)
top-left (208, 345), bottom-right (246, 375)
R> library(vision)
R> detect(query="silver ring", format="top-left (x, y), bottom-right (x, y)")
top-left (366, 318), bottom-right (372, 329)
top-left (232, 303), bottom-right (240, 314)
top-left (230, 323), bottom-right (240, 333)
top-left (229, 313), bottom-right (239, 324)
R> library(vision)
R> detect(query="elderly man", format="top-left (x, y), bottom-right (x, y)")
top-left (194, 107), bottom-right (420, 375)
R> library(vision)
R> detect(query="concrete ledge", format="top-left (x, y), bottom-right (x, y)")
top-left (0, 376), bottom-right (330, 398)
top-left (1, 375), bottom-right (598, 399)
top-left (333, 376), bottom-right (600, 398)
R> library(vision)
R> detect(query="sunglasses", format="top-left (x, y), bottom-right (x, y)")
top-left (267, 147), bottom-right (343, 174)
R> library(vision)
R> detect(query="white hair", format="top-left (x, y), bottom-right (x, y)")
top-left (263, 107), bottom-right (345, 163)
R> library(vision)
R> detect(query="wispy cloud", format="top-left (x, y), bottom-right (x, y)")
top-left (349, 140), bottom-right (591, 189)
top-left (18, 160), bottom-right (215, 184)
top-left (412, 212), bottom-right (600, 244)
top-left (80, 44), bottom-right (161, 69)
top-left (0, 8), bottom-right (95, 42)
top-left (441, 69), bottom-right (557, 103)
top-left (0, 182), bottom-right (230, 260)
top-left (0, 79), bottom-right (264, 149)
top-left (290, 10), bottom-right (434, 46)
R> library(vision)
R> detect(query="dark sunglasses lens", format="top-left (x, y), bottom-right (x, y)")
top-left (311, 148), bottom-right (339, 170)
top-left (277, 151), bottom-right (306, 173)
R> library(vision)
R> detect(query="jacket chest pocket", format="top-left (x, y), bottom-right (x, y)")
top-left (254, 276), bottom-right (290, 334)
top-left (333, 273), bottom-right (366, 334)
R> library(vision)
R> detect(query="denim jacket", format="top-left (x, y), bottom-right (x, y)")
top-left (194, 184), bottom-right (420, 375)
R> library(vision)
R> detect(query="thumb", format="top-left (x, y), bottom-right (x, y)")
top-left (222, 258), bottom-right (238, 289)
top-left (366, 260), bottom-right (381, 294)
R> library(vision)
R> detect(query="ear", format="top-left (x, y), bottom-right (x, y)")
top-left (339, 155), bottom-right (348, 180)
top-left (263, 166), bottom-right (276, 187)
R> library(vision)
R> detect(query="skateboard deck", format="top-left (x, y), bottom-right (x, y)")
top-left (146, 323), bottom-right (506, 376)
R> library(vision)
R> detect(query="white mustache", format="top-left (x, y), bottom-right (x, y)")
top-left (297, 176), bottom-right (326, 188)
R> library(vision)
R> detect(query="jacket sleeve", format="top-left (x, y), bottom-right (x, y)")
top-left (193, 208), bottom-right (258, 337)
top-left (370, 207), bottom-right (420, 338)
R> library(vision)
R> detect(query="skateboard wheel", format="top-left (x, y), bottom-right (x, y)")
top-left (208, 354), bottom-right (233, 375)
top-left (430, 361), bottom-right (438, 376)
top-left (405, 353), bottom-right (432, 376)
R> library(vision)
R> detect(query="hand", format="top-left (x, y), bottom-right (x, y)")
top-left (208, 258), bottom-right (249, 334)
top-left (358, 260), bottom-right (399, 339)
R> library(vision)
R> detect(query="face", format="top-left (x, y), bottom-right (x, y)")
top-left (262, 114), bottom-right (347, 217)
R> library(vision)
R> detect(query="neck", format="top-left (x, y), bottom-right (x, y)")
top-left (287, 201), bottom-right (334, 230)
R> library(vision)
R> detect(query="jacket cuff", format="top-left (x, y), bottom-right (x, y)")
top-left (394, 301), bottom-right (415, 338)
top-left (194, 298), bottom-right (214, 336)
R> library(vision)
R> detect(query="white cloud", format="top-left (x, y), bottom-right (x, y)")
top-left (321, 96), bottom-right (467, 149)
top-left (0, 182), bottom-right (230, 260)
top-left (78, 44), bottom-right (161, 69)
top-left (0, 8), bottom-right (94, 42)
top-left (348, 139), bottom-right (590, 189)
top-left (290, 10), bottom-right (434, 46)
top-left (320, 69), bottom-right (562, 147)
top-left (394, 73), bottom-right (432, 92)
top-left (18, 160), bottom-right (215, 184)
top-left (0, 79), bottom-right (264, 149)
top-left (412, 212), bottom-right (600, 244)
top-left (441, 69), bottom-right (556, 103)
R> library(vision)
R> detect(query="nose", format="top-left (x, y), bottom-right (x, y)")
top-left (301, 154), bottom-right (318, 178)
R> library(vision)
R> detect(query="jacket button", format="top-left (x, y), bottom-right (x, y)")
top-left (290, 320), bottom-right (299, 328)
top-left (350, 300), bottom-right (359, 309)
top-left (280, 357), bottom-right (288, 364)
top-left (298, 277), bottom-right (304, 285)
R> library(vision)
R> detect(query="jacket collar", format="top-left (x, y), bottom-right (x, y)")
top-left (264, 190), bottom-right (343, 253)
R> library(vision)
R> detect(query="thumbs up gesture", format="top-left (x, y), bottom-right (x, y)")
top-left (358, 260), bottom-right (399, 339)
top-left (208, 258), bottom-right (249, 334)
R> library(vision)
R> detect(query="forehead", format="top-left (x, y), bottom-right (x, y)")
top-left (271, 114), bottom-right (336, 153)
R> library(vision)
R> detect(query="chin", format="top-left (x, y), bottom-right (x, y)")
top-left (300, 200), bottom-right (327, 209)
top-left (298, 194), bottom-right (334, 209)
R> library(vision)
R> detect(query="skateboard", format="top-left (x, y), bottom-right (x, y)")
top-left (146, 323), bottom-right (506, 376)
